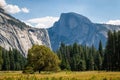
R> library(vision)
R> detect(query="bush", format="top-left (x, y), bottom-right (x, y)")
top-left (23, 66), bottom-right (34, 74)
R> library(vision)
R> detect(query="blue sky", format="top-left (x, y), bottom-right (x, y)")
top-left (1, 0), bottom-right (120, 28)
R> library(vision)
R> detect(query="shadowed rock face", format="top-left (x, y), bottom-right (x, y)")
top-left (0, 9), bottom-right (51, 57)
top-left (48, 12), bottom-right (120, 51)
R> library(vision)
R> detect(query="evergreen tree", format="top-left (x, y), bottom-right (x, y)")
top-left (103, 30), bottom-right (113, 70)
top-left (103, 30), bottom-right (120, 71)
top-left (87, 53), bottom-right (94, 70)
top-left (0, 47), bottom-right (3, 70)
top-left (57, 43), bottom-right (98, 71)
top-left (99, 40), bottom-right (103, 57)
top-left (9, 48), bottom-right (15, 70)
top-left (95, 52), bottom-right (102, 70)
top-left (118, 31), bottom-right (120, 70)
top-left (78, 60), bottom-right (86, 71)
top-left (1, 46), bottom-right (26, 71)
top-left (3, 50), bottom-right (10, 70)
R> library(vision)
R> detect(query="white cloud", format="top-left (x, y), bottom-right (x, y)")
top-left (24, 22), bottom-right (33, 27)
top-left (3, 4), bottom-right (21, 14)
top-left (106, 20), bottom-right (120, 25)
top-left (0, 0), bottom-right (6, 7)
top-left (26, 16), bottom-right (59, 28)
top-left (21, 7), bottom-right (29, 13)
top-left (0, 0), bottom-right (29, 14)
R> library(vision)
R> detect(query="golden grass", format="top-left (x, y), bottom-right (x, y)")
top-left (0, 71), bottom-right (120, 80)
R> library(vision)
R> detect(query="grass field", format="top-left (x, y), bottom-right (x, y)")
top-left (0, 71), bottom-right (120, 80)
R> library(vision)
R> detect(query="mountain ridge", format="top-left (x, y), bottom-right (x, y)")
top-left (48, 12), bottom-right (120, 51)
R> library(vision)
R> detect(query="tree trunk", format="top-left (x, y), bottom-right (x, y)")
top-left (39, 70), bottom-right (41, 73)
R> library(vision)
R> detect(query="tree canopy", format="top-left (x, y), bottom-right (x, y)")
top-left (103, 30), bottom-right (120, 71)
top-left (57, 42), bottom-right (103, 71)
top-left (0, 46), bottom-right (26, 71)
top-left (24, 45), bottom-right (60, 73)
top-left (57, 30), bottom-right (120, 71)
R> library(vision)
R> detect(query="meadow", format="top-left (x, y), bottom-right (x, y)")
top-left (0, 71), bottom-right (120, 80)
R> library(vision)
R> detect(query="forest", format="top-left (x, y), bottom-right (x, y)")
top-left (0, 30), bottom-right (120, 71)
top-left (0, 47), bottom-right (26, 71)
top-left (57, 30), bottom-right (120, 71)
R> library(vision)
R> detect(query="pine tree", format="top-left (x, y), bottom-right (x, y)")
top-left (95, 52), bottom-right (102, 70)
top-left (114, 31), bottom-right (119, 70)
top-left (9, 48), bottom-right (15, 70)
top-left (78, 60), bottom-right (86, 71)
top-left (112, 31), bottom-right (117, 70)
top-left (103, 30), bottom-right (113, 70)
top-left (99, 40), bottom-right (103, 57)
top-left (2, 50), bottom-right (10, 70)
top-left (57, 42), bottom-right (102, 71)
top-left (103, 30), bottom-right (120, 71)
top-left (87, 53), bottom-right (94, 70)
top-left (118, 31), bottom-right (120, 70)
top-left (0, 46), bottom-right (3, 70)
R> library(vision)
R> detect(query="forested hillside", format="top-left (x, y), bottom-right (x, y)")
top-left (57, 31), bottom-right (120, 71)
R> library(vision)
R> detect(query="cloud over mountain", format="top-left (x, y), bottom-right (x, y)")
top-left (26, 16), bottom-right (59, 28)
top-left (0, 0), bottom-right (6, 7)
top-left (106, 20), bottom-right (120, 25)
top-left (0, 0), bottom-right (29, 14)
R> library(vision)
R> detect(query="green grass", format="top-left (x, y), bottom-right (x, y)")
top-left (0, 71), bottom-right (120, 80)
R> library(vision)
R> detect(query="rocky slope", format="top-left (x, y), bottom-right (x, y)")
top-left (0, 8), bottom-right (51, 57)
top-left (48, 12), bottom-right (120, 51)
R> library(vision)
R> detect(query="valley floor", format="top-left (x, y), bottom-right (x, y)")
top-left (0, 71), bottom-right (120, 80)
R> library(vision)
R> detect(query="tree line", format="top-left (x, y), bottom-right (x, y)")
top-left (57, 30), bottom-right (120, 71)
top-left (57, 42), bottom-right (103, 71)
top-left (0, 47), bottom-right (27, 71)
top-left (102, 30), bottom-right (120, 71)
top-left (0, 30), bottom-right (120, 72)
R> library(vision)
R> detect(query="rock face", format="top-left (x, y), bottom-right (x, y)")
top-left (0, 8), bottom-right (51, 57)
top-left (48, 12), bottom-right (120, 51)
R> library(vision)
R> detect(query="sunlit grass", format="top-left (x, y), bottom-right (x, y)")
top-left (0, 71), bottom-right (120, 80)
